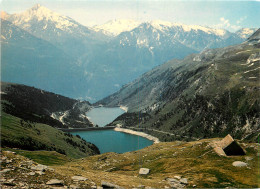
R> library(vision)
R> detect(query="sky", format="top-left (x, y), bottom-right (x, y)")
top-left (1, 0), bottom-right (260, 32)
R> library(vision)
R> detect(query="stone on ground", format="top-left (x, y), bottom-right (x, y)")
top-left (46, 179), bottom-right (64, 186)
top-left (139, 168), bottom-right (150, 175)
top-left (72, 176), bottom-right (88, 181)
top-left (232, 161), bottom-right (248, 167)
top-left (101, 181), bottom-right (124, 189)
top-left (180, 178), bottom-right (188, 184)
top-left (31, 164), bottom-right (48, 171)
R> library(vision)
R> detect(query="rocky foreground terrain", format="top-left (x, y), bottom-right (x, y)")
top-left (1, 138), bottom-right (258, 188)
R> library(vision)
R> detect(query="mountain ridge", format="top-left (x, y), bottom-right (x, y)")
top-left (1, 81), bottom-right (94, 129)
top-left (98, 31), bottom-right (260, 142)
top-left (1, 4), bottom-right (258, 102)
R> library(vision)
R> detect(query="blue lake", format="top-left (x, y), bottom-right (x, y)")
top-left (86, 107), bottom-right (125, 127)
top-left (72, 107), bottom-right (154, 153)
top-left (70, 130), bottom-right (153, 154)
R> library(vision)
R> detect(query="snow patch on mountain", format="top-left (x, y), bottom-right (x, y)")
top-left (2, 4), bottom-right (89, 34)
top-left (236, 28), bottom-right (258, 39)
top-left (150, 20), bottom-right (228, 36)
top-left (93, 19), bottom-right (142, 36)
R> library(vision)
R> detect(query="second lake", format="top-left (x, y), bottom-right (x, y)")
top-left (86, 107), bottom-right (125, 127)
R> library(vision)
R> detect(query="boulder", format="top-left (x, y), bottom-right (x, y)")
top-left (232, 161), bottom-right (248, 167)
top-left (101, 181), bottom-right (124, 189)
top-left (31, 164), bottom-right (48, 171)
top-left (46, 179), bottom-right (64, 186)
top-left (72, 176), bottom-right (88, 181)
top-left (180, 178), bottom-right (188, 184)
top-left (139, 168), bottom-right (150, 175)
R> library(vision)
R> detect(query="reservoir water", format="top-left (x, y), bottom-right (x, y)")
top-left (71, 107), bottom-right (153, 153)
top-left (71, 130), bottom-right (153, 154)
top-left (86, 107), bottom-right (125, 127)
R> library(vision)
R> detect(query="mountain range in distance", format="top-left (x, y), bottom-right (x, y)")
top-left (1, 4), bottom-right (258, 102)
top-left (99, 29), bottom-right (260, 142)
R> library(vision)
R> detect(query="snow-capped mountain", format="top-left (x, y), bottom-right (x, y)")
top-left (93, 19), bottom-right (142, 36)
top-left (3, 4), bottom-right (91, 37)
top-left (112, 21), bottom-right (243, 52)
top-left (94, 19), bottom-right (244, 51)
top-left (149, 20), bottom-right (228, 36)
top-left (2, 4), bottom-right (258, 102)
top-left (2, 4), bottom-right (107, 56)
top-left (236, 28), bottom-right (258, 39)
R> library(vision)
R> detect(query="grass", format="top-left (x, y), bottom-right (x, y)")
top-left (50, 139), bottom-right (259, 188)
top-left (1, 112), bottom-right (99, 159)
top-left (2, 148), bottom-right (70, 165)
top-left (2, 126), bottom-right (258, 188)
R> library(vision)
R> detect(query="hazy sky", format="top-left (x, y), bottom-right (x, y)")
top-left (1, 0), bottom-right (260, 32)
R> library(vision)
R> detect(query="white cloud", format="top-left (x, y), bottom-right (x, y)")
top-left (214, 17), bottom-right (241, 32)
top-left (220, 17), bottom-right (230, 27)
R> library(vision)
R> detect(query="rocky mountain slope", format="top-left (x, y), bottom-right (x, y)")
top-left (1, 4), bottom-right (255, 101)
top-left (98, 29), bottom-right (260, 142)
top-left (1, 82), bottom-right (93, 128)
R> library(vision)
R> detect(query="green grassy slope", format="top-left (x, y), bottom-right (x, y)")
top-left (53, 138), bottom-right (259, 188)
top-left (1, 112), bottom-right (100, 158)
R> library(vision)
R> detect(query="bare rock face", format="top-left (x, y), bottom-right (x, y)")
top-left (139, 168), bottom-right (150, 175)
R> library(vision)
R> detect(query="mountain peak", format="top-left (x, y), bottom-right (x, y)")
top-left (27, 3), bottom-right (56, 16)
top-left (3, 4), bottom-right (87, 34)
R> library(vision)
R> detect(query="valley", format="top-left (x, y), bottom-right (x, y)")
top-left (1, 2), bottom-right (259, 188)
top-left (100, 30), bottom-right (260, 143)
